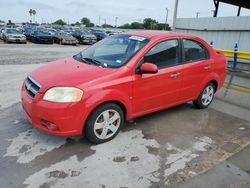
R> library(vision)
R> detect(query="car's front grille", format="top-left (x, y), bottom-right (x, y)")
top-left (24, 76), bottom-right (41, 98)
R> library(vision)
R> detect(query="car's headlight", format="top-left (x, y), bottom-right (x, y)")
top-left (43, 87), bottom-right (83, 103)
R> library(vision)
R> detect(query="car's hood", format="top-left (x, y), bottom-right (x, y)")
top-left (8, 33), bottom-right (25, 37)
top-left (62, 36), bottom-right (76, 40)
top-left (30, 57), bottom-right (117, 93)
top-left (82, 34), bottom-right (96, 38)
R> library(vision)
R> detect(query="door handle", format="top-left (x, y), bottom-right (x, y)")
top-left (204, 65), bottom-right (211, 70)
top-left (170, 73), bottom-right (180, 78)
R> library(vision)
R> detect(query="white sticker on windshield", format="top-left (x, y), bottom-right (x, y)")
top-left (116, 60), bottom-right (122, 64)
top-left (129, 36), bottom-right (146, 41)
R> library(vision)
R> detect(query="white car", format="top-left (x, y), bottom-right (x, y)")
top-left (0, 28), bottom-right (5, 40)
top-left (2, 28), bottom-right (27, 43)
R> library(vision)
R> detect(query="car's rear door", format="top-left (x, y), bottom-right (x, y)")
top-left (180, 38), bottom-right (213, 101)
top-left (132, 39), bottom-right (183, 116)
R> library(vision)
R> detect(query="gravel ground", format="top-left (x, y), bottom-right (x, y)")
top-left (0, 40), bottom-right (89, 65)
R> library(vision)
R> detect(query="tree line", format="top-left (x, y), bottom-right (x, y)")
top-left (53, 17), bottom-right (171, 30)
top-left (1, 15), bottom-right (171, 30)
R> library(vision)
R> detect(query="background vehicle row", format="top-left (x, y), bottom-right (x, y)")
top-left (0, 26), bottom-right (115, 45)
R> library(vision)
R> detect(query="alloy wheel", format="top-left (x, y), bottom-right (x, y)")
top-left (93, 109), bottom-right (121, 140)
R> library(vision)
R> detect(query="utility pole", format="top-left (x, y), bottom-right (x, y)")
top-left (196, 12), bottom-right (200, 18)
top-left (165, 8), bottom-right (169, 30)
top-left (115, 17), bottom-right (118, 27)
top-left (172, 0), bottom-right (179, 31)
top-left (98, 16), bottom-right (101, 26)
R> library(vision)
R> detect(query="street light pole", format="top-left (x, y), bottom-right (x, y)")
top-left (172, 0), bottom-right (179, 31)
top-left (165, 8), bottom-right (169, 30)
top-left (196, 12), bottom-right (200, 18)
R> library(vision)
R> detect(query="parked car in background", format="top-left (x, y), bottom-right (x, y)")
top-left (29, 30), bottom-right (53, 44)
top-left (24, 27), bottom-right (34, 40)
top-left (79, 30), bottom-right (97, 44)
top-left (21, 31), bottom-right (227, 144)
top-left (92, 31), bottom-right (108, 41)
top-left (0, 27), bottom-right (5, 40)
top-left (53, 31), bottom-right (78, 45)
top-left (105, 30), bottom-right (116, 36)
top-left (71, 30), bottom-right (83, 40)
top-left (47, 28), bottom-right (57, 37)
top-left (2, 28), bottom-right (26, 43)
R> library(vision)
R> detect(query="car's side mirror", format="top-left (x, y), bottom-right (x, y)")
top-left (139, 63), bottom-right (158, 74)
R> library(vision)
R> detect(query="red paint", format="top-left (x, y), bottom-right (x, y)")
top-left (21, 31), bottom-right (227, 136)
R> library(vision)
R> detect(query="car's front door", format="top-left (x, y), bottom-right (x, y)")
top-left (132, 39), bottom-right (183, 116)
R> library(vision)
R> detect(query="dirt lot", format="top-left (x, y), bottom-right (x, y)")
top-left (0, 42), bottom-right (249, 188)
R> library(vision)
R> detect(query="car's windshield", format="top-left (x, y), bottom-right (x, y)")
top-left (6, 29), bottom-right (22, 34)
top-left (75, 34), bottom-right (149, 68)
top-left (34, 30), bottom-right (50, 35)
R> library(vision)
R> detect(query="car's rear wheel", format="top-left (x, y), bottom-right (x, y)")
top-left (84, 103), bottom-right (124, 144)
top-left (193, 83), bottom-right (215, 109)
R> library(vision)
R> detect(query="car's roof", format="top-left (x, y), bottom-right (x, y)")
top-left (123, 30), bottom-right (194, 39)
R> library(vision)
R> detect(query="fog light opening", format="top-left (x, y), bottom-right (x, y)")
top-left (40, 119), bottom-right (58, 130)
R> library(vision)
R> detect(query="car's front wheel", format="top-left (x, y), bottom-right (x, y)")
top-left (84, 103), bottom-right (124, 144)
top-left (193, 83), bottom-right (215, 109)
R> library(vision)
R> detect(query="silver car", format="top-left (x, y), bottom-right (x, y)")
top-left (2, 28), bottom-right (27, 43)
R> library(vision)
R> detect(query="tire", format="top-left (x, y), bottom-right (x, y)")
top-left (84, 103), bottom-right (124, 144)
top-left (193, 83), bottom-right (215, 109)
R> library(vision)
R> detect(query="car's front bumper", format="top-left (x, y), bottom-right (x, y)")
top-left (6, 37), bottom-right (26, 43)
top-left (81, 38), bottom-right (97, 44)
top-left (21, 84), bottom-right (86, 136)
top-left (62, 40), bottom-right (79, 45)
top-left (35, 38), bottom-right (53, 43)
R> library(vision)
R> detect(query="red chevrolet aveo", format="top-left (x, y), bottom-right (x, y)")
top-left (21, 31), bottom-right (227, 144)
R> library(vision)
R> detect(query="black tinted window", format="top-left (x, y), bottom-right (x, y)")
top-left (183, 39), bottom-right (208, 62)
top-left (144, 40), bottom-right (179, 69)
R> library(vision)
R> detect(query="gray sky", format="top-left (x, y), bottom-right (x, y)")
top-left (0, 0), bottom-right (249, 25)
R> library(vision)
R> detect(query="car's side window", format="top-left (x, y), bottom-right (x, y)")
top-left (183, 39), bottom-right (209, 62)
top-left (144, 39), bottom-right (179, 69)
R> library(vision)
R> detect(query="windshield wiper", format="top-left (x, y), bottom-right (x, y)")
top-left (82, 57), bottom-right (107, 68)
top-left (73, 54), bottom-right (90, 64)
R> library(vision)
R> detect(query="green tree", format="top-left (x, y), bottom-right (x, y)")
top-left (29, 9), bottom-right (33, 22)
top-left (130, 22), bottom-right (144, 29)
top-left (7, 20), bottom-right (14, 26)
top-left (53, 19), bottom-right (66, 25)
top-left (0, 20), bottom-right (5, 23)
top-left (157, 23), bottom-right (171, 30)
top-left (143, 18), bottom-right (158, 29)
top-left (75, 21), bottom-right (81, 26)
top-left (81, 17), bottom-right (90, 25)
top-left (86, 22), bottom-right (95, 27)
top-left (118, 23), bottom-right (131, 29)
top-left (32, 9), bottom-right (36, 22)
top-left (102, 24), bottom-right (113, 28)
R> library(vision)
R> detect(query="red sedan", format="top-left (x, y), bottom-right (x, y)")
top-left (21, 31), bottom-right (227, 144)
